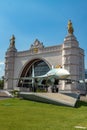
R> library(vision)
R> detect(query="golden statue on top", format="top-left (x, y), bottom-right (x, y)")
top-left (68, 20), bottom-right (74, 34)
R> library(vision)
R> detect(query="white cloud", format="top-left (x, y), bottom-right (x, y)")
top-left (0, 61), bottom-right (4, 65)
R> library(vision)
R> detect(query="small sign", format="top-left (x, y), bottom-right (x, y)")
top-left (33, 48), bottom-right (38, 53)
top-left (55, 65), bottom-right (62, 68)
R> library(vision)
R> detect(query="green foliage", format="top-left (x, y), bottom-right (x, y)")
top-left (0, 77), bottom-right (4, 89)
top-left (36, 88), bottom-right (47, 92)
top-left (0, 98), bottom-right (87, 130)
top-left (10, 90), bottom-right (19, 97)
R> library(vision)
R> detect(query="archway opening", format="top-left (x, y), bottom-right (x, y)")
top-left (18, 59), bottom-right (50, 92)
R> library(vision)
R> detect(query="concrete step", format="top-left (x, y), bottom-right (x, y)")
top-left (19, 92), bottom-right (79, 107)
top-left (0, 90), bottom-right (13, 98)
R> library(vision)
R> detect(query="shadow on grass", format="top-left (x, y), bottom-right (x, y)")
top-left (75, 100), bottom-right (87, 108)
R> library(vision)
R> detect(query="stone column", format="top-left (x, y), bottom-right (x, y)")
top-left (4, 35), bottom-right (17, 90)
top-left (62, 20), bottom-right (80, 92)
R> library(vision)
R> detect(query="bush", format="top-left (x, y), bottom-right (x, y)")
top-left (10, 90), bottom-right (19, 97)
top-left (0, 79), bottom-right (4, 89)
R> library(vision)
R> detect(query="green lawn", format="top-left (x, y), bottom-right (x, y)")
top-left (0, 98), bottom-right (87, 130)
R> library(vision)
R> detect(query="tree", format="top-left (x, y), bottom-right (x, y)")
top-left (0, 76), bottom-right (4, 89)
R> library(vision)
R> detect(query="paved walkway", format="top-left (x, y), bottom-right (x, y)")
top-left (0, 90), bottom-right (13, 100)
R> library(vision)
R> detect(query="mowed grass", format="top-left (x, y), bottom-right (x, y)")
top-left (0, 98), bottom-right (87, 130)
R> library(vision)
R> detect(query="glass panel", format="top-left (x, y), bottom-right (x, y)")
top-left (34, 61), bottom-right (50, 76)
top-left (21, 60), bottom-right (50, 89)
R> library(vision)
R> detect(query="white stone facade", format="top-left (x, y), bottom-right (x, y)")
top-left (4, 23), bottom-right (85, 94)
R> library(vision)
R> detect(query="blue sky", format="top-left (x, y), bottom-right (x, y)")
top-left (0, 0), bottom-right (87, 78)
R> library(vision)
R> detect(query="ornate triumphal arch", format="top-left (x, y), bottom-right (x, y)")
top-left (4, 21), bottom-right (85, 93)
